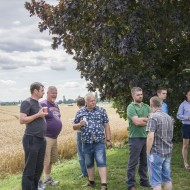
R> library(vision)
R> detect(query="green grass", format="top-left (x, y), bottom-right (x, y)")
top-left (0, 143), bottom-right (190, 190)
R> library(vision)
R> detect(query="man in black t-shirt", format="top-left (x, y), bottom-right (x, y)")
top-left (20, 82), bottom-right (48, 190)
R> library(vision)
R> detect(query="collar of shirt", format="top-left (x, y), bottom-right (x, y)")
top-left (153, 109), bottom-right (162, 113)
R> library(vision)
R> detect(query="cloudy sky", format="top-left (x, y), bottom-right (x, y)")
top-left (0, 0), bottom-right (88, 102)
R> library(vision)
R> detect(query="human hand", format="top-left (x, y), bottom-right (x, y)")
top-left (79, 119), bottom-right (86, 127)
top-left (143, 117), bottom-right (148, 122)
top-left (106, 141), bottom-right (112, 149)
top-left (148, 113), bottom-right (153, 118)
top-left (38, 108), bottom-right (48, 118)
top-left (83, 117), bottom-right (88, 125)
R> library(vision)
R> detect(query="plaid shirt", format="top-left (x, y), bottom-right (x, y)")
top-left (74, 106), bottom-right (109, 143)
top-left (146, 109), bottom-right (173, 157)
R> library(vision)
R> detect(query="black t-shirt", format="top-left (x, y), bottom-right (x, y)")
top-left (20, 97), bottom-right (47, 138)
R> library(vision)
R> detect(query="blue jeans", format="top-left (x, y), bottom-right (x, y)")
top-left (83, 142), bottom-right (106, 168)
top-left (126, 138), bottom-right (149, 188)
top-left (77, 132), bottom-right (88, 176)
top-left (147, 153), bottom-right (172, 187)
top-left (22, 135), bottom-right (46, 190)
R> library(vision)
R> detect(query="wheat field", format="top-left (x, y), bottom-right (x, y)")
top-left (0, 103), bottom-right (128, 177)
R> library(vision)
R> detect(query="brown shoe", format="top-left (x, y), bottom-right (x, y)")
top-left (82, 181), bottom-right (95, 188)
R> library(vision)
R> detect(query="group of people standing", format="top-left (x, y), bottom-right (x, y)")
top-left (126, 87), bottom-right (190, 190)
top-left (126, 87), bottom-right (173, 190)
top-left (19, 82), bottom-right (190, 190)
top-left (20, 82), bottom-right (62, 190)
top-left (19, 82), bottom-right (111, 190)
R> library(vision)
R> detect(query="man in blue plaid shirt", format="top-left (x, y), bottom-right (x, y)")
top-left (146, 96), bottom-right (173, 190)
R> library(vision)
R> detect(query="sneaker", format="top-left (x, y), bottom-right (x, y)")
top-left (79, 174), bottom-right (88, 178)
top-left (38, 187), bottom-right (45, 190)
top-left (38, 180), bottom-right (45, 190)
top-left (43, 177), bottom-right (59, 186)
top-left (38, 188), bottom-right (44, 190)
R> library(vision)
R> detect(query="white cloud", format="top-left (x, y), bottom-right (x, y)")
top-left (33, 39), bottom-right (52, 48)
top-left (0, 0), bottom-right (88, 102)
top-left (0, 80), bottom-right (16, 85)
top-left (60, 82), bottom-right (83, 89)
top-left (13, 21), bottom-right (21, 25)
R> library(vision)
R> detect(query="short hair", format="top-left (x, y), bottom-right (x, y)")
top-left (30, 82), bottom-right (44, 94)
top-left (157, 87), bottom-right (167, 94)
top-left (77, 97), bottom-right (85, 107)
top-left (131, 87), bottom-right (142, 95)
top-left (185, 89), bottom-right (190, 95)
top-left (47, 86), bottom-right (57, 92)
top-left (150, 96), bottom-right (162, 107)
top-left (85, 92), bottom-right (95, 102)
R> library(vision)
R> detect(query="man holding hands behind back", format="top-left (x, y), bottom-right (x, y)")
top-left (146, 96), bottom-right (173, 190)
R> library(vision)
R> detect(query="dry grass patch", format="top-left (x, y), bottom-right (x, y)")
top-left (0, 103), bottom-right (128, 176)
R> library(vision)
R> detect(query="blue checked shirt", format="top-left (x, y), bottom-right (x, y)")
top-left (146, 109), bottom-right (173, 157)
top-left (74, 106), bottom-right (109, 143)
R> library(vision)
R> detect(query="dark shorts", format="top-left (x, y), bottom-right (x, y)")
top-left (182, 124), bottom-right (190, 139)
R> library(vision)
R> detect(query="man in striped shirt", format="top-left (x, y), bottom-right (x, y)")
top-left (146, 96), bottom-right (173, 190)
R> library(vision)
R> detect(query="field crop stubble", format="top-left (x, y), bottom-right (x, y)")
top-left (0, 104), bottom-right (128, 177)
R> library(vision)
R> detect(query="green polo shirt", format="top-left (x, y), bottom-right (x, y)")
top-left (127, 102), bottom-right (151, 138)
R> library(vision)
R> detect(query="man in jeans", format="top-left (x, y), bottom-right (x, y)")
top-left (20, 82), bottom-right (48, 190)
top-left (73, 93), bottom-right (111, 190)
top-left (126, 87), bottom-right (151, 190)
top-left (75, 97), bottom-right (88, 177)
top-left (147, 96), bottom-right (173, 190)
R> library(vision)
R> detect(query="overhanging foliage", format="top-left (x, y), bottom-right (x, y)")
top-left (25, 0), bottom-right (190, 141)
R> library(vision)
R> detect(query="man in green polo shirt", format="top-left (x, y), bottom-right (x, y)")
top-left (126, 87), bottom-right (151, 190)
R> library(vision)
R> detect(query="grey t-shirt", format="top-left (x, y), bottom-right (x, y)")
top-left (20, 97), bottom-right (47, 138)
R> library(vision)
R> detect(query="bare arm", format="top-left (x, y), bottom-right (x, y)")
top-left (19, 108), bottom-right (47, 124)
top-left (132, 116), bottom-right (148, 126)
top-left (146, 132), bottom-right (154, 155)
top-left (104, 123), bottom-right (112, 148)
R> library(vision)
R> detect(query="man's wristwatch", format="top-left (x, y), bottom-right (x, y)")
top-left (106, 139), bottom-right (111, 142)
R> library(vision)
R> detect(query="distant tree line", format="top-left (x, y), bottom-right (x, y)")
top-left (59, 92), bottom-right (101, 104)
top-left (0, 102), bottom-right (20, 106)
